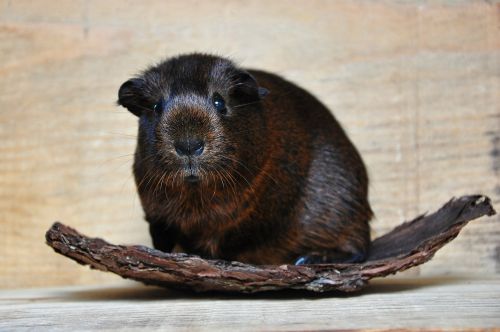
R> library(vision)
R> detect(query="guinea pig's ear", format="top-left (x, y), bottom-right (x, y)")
top-left (229, 72), bottom-right (269, 105)
top-left (117, 78), bottom-right (146, 117)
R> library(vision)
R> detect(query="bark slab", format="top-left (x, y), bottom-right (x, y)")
top-left (45, 195), bottom-right (496, 293)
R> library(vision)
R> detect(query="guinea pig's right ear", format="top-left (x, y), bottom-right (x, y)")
top-left (117, 78), bottom-right (145, 117)
top-left (229, 71), bottom-right (269, 104)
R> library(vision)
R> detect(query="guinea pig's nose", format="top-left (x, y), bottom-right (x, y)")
top-left (174, 139), bottom-right (204, 157)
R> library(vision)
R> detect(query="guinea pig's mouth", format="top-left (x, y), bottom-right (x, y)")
top-left (184, 174), bottom-right (200, 184)
top-left (181, 162), bottom-right (201, 184)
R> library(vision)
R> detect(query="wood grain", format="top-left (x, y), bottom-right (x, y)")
top-left (1, 278), bottom-right (499, 330)
top-left (0, 0), bottom-right (499, 288)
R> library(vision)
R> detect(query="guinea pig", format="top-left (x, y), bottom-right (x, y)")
top-left (118, 53), bottom-right (372, 265)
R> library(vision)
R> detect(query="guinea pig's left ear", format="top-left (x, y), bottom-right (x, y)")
top-left (229, 72), bottom-right (269, 104)
top-left (117, 78), bottom-right (146, 117)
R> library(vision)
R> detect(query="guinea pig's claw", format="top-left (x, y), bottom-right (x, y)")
top-left (294, 256), bottom-right (313, 265)
top-left (295, 252), bottom-right (367, 265)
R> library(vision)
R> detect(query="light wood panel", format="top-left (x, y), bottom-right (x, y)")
top-left (0, 0), bottom-right (499, 288)
top-left (1, 278), bottom-right (499, 330)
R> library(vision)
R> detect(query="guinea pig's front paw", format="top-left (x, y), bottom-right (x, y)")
top-left (294, 255), bottom-right (324, 265)
top-left (294, 251), bottom-right (366, 265)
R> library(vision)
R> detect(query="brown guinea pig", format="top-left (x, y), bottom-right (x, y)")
top-left (118, 53), bottom-right (372, 265)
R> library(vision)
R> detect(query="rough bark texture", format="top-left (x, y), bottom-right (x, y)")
top-left (45, 195), bottom-right (496, 293)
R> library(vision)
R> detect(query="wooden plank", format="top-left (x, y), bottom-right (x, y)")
top-left (0, 0), bottom-right (499, 289)
top-left (0, 278), bottom-right (499, 330)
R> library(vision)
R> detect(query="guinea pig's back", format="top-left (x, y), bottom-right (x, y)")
top-left (248, 69), bottom-right (372, 260)
top-left (249, 69), bottom-right (348, 137)
top-left (248, 69), bottom-right (366, 176)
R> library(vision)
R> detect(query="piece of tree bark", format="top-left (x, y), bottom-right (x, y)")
top-left (45, 195), bottom-right (496, 293)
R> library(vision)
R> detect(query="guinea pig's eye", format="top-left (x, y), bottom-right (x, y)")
top-left (212, 93), bottom-right (226, 114)
top-left (153, 99), bottom-right (164, 114)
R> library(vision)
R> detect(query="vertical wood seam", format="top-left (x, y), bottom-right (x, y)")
top-left (415, 4), bottom-right (422, 214)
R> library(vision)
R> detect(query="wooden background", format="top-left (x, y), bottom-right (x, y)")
top-left (0, 0), bottom-right (498, 289)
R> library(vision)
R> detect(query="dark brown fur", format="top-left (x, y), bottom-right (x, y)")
top-left (118, 53), bottom-right (372, 265)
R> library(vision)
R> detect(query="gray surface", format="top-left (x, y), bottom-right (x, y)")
top-left (1, 277), bottom-right (499, 331)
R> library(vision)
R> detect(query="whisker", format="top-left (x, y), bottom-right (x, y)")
top-left (231, 100), bottom-right (262, 109)
top-left (123, 102), bottom-right (155, 114)
top-left (219, 155), bottom-right (280, 187)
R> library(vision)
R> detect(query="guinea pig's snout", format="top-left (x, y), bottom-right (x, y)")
top-left (174, 138), bottom-right (205, 157)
